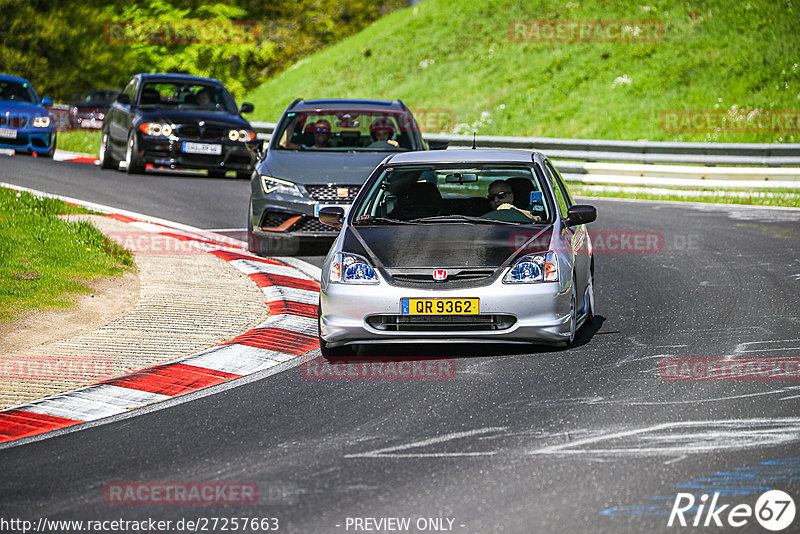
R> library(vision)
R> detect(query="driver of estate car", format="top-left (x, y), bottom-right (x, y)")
top-left (481, 179), bottom-right (540, 222)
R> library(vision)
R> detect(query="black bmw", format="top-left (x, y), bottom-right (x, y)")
top-left (100, 73), bottom-right (259, 178)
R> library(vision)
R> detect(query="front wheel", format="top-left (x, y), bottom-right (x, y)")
top-left (125, 132), bottom-right (145, 174)
top-left (560, 285), bottom-right (577, 349)
top-left (40, 132), bottom-right (56, 158)
top-left (99, 131), bottom-right (116, 169)
top-left (208, 169), bottom-right (227, 178)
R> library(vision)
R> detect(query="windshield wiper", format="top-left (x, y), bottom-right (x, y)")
top-left (409, 215), bottom-right (521, 225)
top-left (352, 217), bottom-right (419, 225)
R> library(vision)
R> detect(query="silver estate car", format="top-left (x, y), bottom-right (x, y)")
top-left (317, 149), bottom-right (597, 356)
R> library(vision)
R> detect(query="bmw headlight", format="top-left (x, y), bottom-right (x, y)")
top-left (32, 116), bottom-right (51, 128)
top-left (228, 129), bottom-right (256, 142)
top-left (503, 251), bottom-right (559, 283)
top-left (139, 122), bottom-right (173, 136)
top-left (329, 252), bottom-right (379, 285)
top-left (260, 175), bottom-right (302, 197)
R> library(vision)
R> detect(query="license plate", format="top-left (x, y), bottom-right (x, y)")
top-left (314, 204), bottom-right (351, 217)
top-left (182, 142), bottom-right (221, 155)
top-left (0, 128), bottom-right (17, 139)
top-left (401, 298), bottom-right (480, 315)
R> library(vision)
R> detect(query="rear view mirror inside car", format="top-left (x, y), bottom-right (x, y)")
top-left (445, 172), bottom-right (478, 183)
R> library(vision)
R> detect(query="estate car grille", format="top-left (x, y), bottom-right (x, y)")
top-left (306, 184), bottom-right (360, 203)
top-left (366, 314), bottom-right (516, 332)
top-left (388, 270), bottom-right (495, 284)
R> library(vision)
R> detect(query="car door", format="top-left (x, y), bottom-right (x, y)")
top-left (543, 159), bottom-right (590, 301)
top-left (108, 77), bottom-right (138, 154)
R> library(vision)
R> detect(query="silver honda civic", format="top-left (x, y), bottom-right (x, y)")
top-left (317, 149), bottom-right (597, 356)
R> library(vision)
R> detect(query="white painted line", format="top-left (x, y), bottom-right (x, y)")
top-left (230, 258), bottom-right (314, 279)
top-left (527, 418), bottom-right (800, 456)
top-left (262, 286), bottom-right (319, 304)
top-left (69, 384), bottom-right (171, 408)
top-left (257, 314), bottom-right (318, 336)
top-left (21, 394), bottom-right (128, 421)
top-left (345, 427), bottom-right (507, 459)
top-left (179, 344), bottom-right (285, 375)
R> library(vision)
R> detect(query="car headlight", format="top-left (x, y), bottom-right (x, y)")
top-left (503, 251), bottom-right (559, 283)
top-left (229, 129), bottom-right (256, 142)
top-left (259, 175), bottom-right (302, 196)
top-left (329, 252), bottom-right (379, 285)
top-left (139, 122), bottom-right (172, 136)
top-left (32, 116), bottom-right (51, 128)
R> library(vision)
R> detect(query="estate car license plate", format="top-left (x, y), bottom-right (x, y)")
top-left (182, 142), bottom-right (221, 155)
top-left (0, 128), bottom-right (17, 139)
top-left (401, 298), bottom-right (479, 315)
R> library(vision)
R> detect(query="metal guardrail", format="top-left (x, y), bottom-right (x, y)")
top-left (250, 121), bottom-right (800, 167)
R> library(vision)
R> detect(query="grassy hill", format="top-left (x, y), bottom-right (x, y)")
top-left (246, 0), bottom-right (800, 143)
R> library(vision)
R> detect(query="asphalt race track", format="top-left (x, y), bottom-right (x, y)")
top-left (2, 155), bottom-right (800, 533)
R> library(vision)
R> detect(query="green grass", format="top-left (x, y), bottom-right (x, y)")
top-left (0, 188), bottom-right (134, 323)
top-left (57, 129), bottom-right (101, 155)
top-left (570, 184), bottom-right (800, 207)
top-left (246, 0), bottom-right (800, 143)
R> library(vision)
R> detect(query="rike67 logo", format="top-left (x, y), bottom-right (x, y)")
top-left (668, 490), bottom-right (795, 531)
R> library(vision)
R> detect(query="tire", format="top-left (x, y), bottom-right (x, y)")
top-left (560, 285), bottom-right (577, 349)
top-left (583, 261), bottom-right (595, 327)
top-left (317, 300), bottom-right (356, 357)
top-left (99, 130), bottom-right (116, 169)
top-left (237, 170), bottom-right (253, 180)
top-left (125, 132), bottom-right (145, 174)
top-left (208, 169), bottom-right (228, 178)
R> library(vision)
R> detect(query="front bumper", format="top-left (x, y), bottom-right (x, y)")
top-left (320, 275), bottom-right (573, 347)
top-left (139, 136), bottom-right (257, 172)
top-left (0, 128), bottom-right (54, 153)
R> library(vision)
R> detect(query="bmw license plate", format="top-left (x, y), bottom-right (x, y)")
top-left (401, 298), bottom-right (479, 315)
top-left (182, 142), bottom-right (221, 155)
top-left (0, 128), bottom-right (17, 139)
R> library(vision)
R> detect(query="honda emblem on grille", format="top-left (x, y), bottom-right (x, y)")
top-left (337, 187), bottom-right (349, 198)
top-left (433, 269), bottom-right (448, 281)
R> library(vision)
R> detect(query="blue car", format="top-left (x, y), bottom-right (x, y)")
top-left (0, 74), bottom-right (56, 157)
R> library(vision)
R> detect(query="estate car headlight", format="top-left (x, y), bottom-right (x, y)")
top-left (329, 252), bottom-right (379, 285)
top-left (32, 116), bottom-right (51, 128)
top-left (259, 174), bottom-right (303, 197)
top-left (228, 129), bottom-right (256, 142)
top-left (503, 251), bottom-right (559, 283)
top-left (139, 122), bottom-right (172, 136)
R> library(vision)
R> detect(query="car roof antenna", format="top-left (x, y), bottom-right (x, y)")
top-left (472, 131), bottom-right (476, 150)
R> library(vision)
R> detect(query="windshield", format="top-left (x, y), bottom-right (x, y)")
top-left (351, 164), bottom-right (552, 224)
top-left (274, 109), bottom-right (421, 151)
top-left (82, 90), bottom-right (119, 103)
top-left (0, 80), bottom-right (37, 104)
top-left (137, 82), bottom-right (237, 113)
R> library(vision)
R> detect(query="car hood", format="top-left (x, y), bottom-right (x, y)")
top-left (0, 101), bottom-right (48, 118)
top-left (135, 109), bottom-right (250, 128)
top-left (343, 224), bottom-right (554, 269)
top-left (260, 150), bottom-right (390, 185)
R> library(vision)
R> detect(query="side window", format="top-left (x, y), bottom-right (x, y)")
top-left (542, 162), bottom-right (568, 218)
top-left (122, 79), bottom-right (138, 102)
top-left (545, 160), bottom-right (573, 207)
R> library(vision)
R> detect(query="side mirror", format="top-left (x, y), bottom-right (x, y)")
top-left (566, 204), bottom-right (597, 227)
top-left (41, 97), bottom-right (53, 107)
top-left (319, 206), bottom-right (345, 229)
top-left (240, 102), bottom-right (254, 114)
top-left (428, 140), bottom-right (449, 150)
top-left (116, 93), bottom-right (131, 105)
